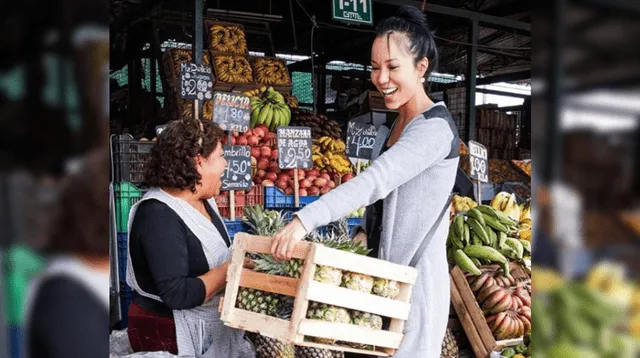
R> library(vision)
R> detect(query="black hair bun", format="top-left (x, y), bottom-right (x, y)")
top-left (396, 5), bottom-right (430, 32)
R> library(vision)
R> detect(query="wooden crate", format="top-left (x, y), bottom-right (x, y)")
top-left (212, 82), bottom-right (292, 96)
top-left (449, 263), bottom-right (529, 358)
top-left (220, 234), bottom-right (418, 356)
top-left (162, 48), bottom-right (214, 90)
top-left (205, 20), bottom-right (249, 56)
top-left (249, 56), bottom-right (292, 86)
top-left (211, 53), bottom-right (255, 86)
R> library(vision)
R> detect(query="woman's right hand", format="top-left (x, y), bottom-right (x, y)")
top-left (353, 230), bottom-right (367, 247)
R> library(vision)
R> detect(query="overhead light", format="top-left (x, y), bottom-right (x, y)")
top-left (206, 9), bottom-right (283, 22)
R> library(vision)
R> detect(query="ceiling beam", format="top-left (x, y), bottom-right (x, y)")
top-left (477, 70), bottom-right (531, 85)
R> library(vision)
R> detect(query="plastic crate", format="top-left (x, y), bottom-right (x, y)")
top-left (115, 182), bottom-right (147, 233)
top-left (347, 217), bottom-right (363, 235)
top-left (117, 233), bottom-right (129, 284)
top-left (264, 186), bottom-right (319, 210)
top-left (215, 191), bottom-right (246, 219)
top-left (111, 134), bottom-right (154, 184)
top-left (224, 219), bottom-right (250, 243)
top-left (246, 184), bottom-right (264, 207)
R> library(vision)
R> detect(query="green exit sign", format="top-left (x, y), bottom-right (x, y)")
top-left (332, 0), bottom-right (373, 25)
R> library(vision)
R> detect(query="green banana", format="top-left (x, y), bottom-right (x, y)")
top-left (505, 238), bottom-right (524, 259)
top-left (270, 105), bottom-right (282, 130)
top-left (466, 208), bottom-right (485, 226)
top-left (477, 204), bottom-right (517, 227)
top-left (470, 257), bottom-right (482, 267)
top-left (250, 103), bottom-right (263, 128)
top-left (453, 249), bottom-right (481, 275)
top-left (462, 223), bottom-right (470, 245)
top-left (454, 215), bottom-right (464, 238)
top-left (263, 105), bottom-right (275, 130)
top-left (498, 232), bottom-right (508, 250)
top-left (470, 232), bottom-right (483, 246)
top-left (499, 247), bottom-right (519, 260)
top-left (489, 228), bottom-right (498, 249)
top-left (501, 261), bottom-right (510, 277)
top-left (257, 103), bottom-right (271, 125)
top-left (282, 104), bottom-right (291, 125)
top-left (463, 245), bottom-right (508, 264)
top-left (467, 217), bottom-right (491, 245)
top-left (519, 239), bottom-right (531, 254)
top-left (449, 227), bottom-right (464, 249)
top-left (484, 215), bottom-right (510, 233)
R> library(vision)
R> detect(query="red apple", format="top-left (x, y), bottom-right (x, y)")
top-left (320, 173), bottom-right (331, 181)
top-left (300, 179), bottom-right (312, 189)
top-left (285, 187), bottom-right (294, 195)
top-left (314, 178), bottom-right (328, 187)
top-left (299, 188), bottom-right (308, 196)
top-left (265, 131), bottom-right (277, 139)
top-left (253, 177), bottom-right (262, 185)
top-left (251, 147), bottom-right (261, 158)
top-left (341, 173), bottom-right (354, 183)
top-left (256, 124), bottom-right (269, 132)
top-left (257, 158), bottom-right (270, 170)
top-left (247, 135), bottom-right (260, 146)
top-left (308, 187), bottom-right (320, 196)
top-left (252, 127), bottom-right (265, 138)
top-left (260, 146), bottom-right (272, 158)
top-left (265, 172), bottom-right (278, 182)
top-left (268, 163), bottom-right (281, 174)
top-left (275, 179), bottom-right (289, 191)
top-left (270, 149), bottom-right (278, 160)
top-left (236, 136), bottom-right (248, 146)
top-left (320, 186), bottom-right (331, 195)
top-left (328, 181), bottom-right (336, 189)
top-left (261, 179), bottom-right (275, 186)
top-left (284, 169), bottom-right (295, 177)
top-left (230, 137), bottom-right (237, 145)
top-left (306, 176), bottom-right (317, 184)
top-left (256, 169), bottom-right (267, 179)
top-left (307, 169), bottom-right (320, 177)
top-left (279, 174), bottom-right (292, 183)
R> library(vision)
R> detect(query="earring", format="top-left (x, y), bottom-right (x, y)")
top-left (420, 78), bottom-right (425, 83)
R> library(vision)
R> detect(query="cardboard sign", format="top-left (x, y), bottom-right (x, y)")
top-left (277, 126), bottom-right (313, 169)
top-left (469, 140), bottom-right (489, 183)
top-left (213, 92), bottom-right (251, 133)
top-left (180, 63), bottom-right (213, 100)
top-left (345, 120), bottom-right (378, 160)
top-left (221, 145), bottom-right (253, 191)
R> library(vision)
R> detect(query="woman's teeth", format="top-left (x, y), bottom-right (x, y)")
top-left (382, 88), bottom-right (398, 96)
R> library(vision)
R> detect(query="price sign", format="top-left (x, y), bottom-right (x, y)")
top-left (180, 63), bottom-right (214, 100)
top-left (345, 120), bottom-right (377, 160)
top-left (155, 125), bottom-right (167, 136)
top-left (212, 91), bottom-right (251, 133)
top-left (469, 140), bottom-right (489, 183)
top-left (277, 126), bottom-right (313, 169)
top-left (221, 145), bottom-right (253, 191)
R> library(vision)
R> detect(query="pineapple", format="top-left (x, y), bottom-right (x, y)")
top-left (341, 272), bottom-right (374, 293)
top-left (314, 265), bottom-right (343, 285)
top-left (306, 302), bottom-right (352, 344)
top-left (295, 346), bottom-right (344, 358)
top-left (342, 310), bottom-right (383, 350)
top-left (372, 278), bottom-right (401, 299)
top-left (247, 332), bottom-right (295, 358)
top-left (440, 328), bottom-right (459, 358)
top-left (235, 288), bottom-right (280, 316)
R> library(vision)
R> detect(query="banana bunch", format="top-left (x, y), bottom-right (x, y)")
top-left (214, 55), bottom-right (253, 84)
top-left (312, 137), bottom-right (352, 175)
top-left (486, 308), bottom-right (532, 340)
top-left (518, 200), bottom-right (532, 242)
top-left (490, 192), bottom-right (521, 222)
top-left (242, 86), bottom-right (267, 98)
top-left (208, 24), bottom-right (247, 55)
top-left (253, 57), bottom-right (291, 85)
top-left (249, 87), bottom-right (291, 131)
top-left (585, 262), bottom-right (634, 307)
top-left (452, 194), bottom-right (478, 213)
top-left (284, 94), bottom-right (298, 109)
top-left (447, 205), bottom-right (530, 276)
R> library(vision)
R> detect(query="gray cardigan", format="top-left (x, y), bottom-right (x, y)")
top-left (296, 102), bottom-right (458, 357)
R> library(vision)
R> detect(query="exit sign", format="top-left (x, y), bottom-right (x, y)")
top-left (332, 0), bottom-right (373, 25)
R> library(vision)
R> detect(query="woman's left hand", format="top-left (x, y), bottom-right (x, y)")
top-left (271, 217), bottom-right (308, 260)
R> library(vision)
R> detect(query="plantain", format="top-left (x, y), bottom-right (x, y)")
top-left (453, 249), bottom-right (482, 275)
top-left (463, 245), bottom-right (508, 264)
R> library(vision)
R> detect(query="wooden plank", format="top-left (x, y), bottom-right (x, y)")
top-left (313, 245), bottom-right (418, 284)
top-left (385, 281), bottom-right (413, 355)
top-left (222, 308), bottom-right (291, 339)
top-left (289, 244), bottom-right (318, 342)
top-left (298, 320), bottom-right (403, 349)
top-left (495, 337), bottom-right (524, 349)
top-left (450, 275), bottom-right (488, 358)
top-left (295, 341), bottom-right (389, 357)
top-left (221, 234), bottom-right (249, 323)
top-left (238, 233), bottom-right (309, 259)
top-left (306, 281), bottom-right (411, 320)
top-left (451, 266), bottom-right (496, 356)
top-left (239, 269), bottom-right (299, 297)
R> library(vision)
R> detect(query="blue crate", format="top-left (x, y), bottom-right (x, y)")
top-left (117, 233), bottom-right (128, 284)
top-left (8, 325), bottom-right (22, 358)
top-left (264, 186), bottom-right (319, 210)
top-left (224, 219), bottom-right (250, 243)
top-left (119, 283), bottom-right (134, 328)
top-left (347, 217), bottom-right (363, 235)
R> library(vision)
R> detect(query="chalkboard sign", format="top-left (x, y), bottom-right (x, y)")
top-left (221, 145), bottom-right (253, 191)
top-left (345, 120), bottom-right (378, 160)
top-left (277, 126), bottom-right (313, 169)
top-left (180, 63), bottom-right (214, 101)
top-left (469, 140), bottom-right (489, 183)
top-left (212, 92), bottom-right (251, 133)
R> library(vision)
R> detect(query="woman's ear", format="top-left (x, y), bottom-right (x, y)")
top-left (418, 57), bottom-right (429, 78)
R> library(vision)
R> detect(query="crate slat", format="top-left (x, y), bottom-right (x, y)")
top-left (295, 341), bottom-right (389, 357)
top-left (289, 244), bottom-right (319, 342)
top-left (385, 281), bottom-right (413, 355)
top-left (221, 234), bottom-right (249, 323)
top-left (222, 309), bottom-right (291, 339)
top-left (306, 281), bottom-right (411, 320)
top-left (242, 234), bottom-right (309, 259)
top-left (314, 245), bottom-right (418, 284)
top-left (298, 320), bottom-right (404, 349)
top-left (450, 275), bottom-right (488, 358)
top-left (239, 269), bottom-right (299, 297)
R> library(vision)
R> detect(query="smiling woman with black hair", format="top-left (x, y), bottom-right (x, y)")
top-left (271, 6), bottom-right (459, 357)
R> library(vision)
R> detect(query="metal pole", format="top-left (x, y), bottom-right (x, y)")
top-left (465, 19), bottom-right (478, 142)
top-left (193, 0), bottom-right (204, 120)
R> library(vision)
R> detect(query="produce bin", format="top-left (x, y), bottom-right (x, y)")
top-left (111, 134), bottom-right (154, 184)
top-left (264, 186), bottom-right (319, 210)
top-left (114, 182), bottom-right (147, 233)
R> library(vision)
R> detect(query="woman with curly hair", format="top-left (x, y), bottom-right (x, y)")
top-left (125, 119), bottom-right (255, 357)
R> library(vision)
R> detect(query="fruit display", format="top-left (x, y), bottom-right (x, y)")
top-left (452, 194), bottom-right (478, 213)
top-left (250, 87), bottom-right (291, 131)
top-left (253, 57), bottom-right (291, 85)
top-left (489, 192), bottom-right (521, 223)
top-left (511, 160), bottom-right (531, 177)
top-left (497, 335), bottom-right (530, 358)
top-left (312, 137), bottom-right (352, 175)
top-left (346, 207), bottom-right (365, 218)
top-left (459, 157), bottom-right (528, 184)
top-left (447, 205), bottom-right (531, 276)
top-left (163, 48), bottom-right (214, 120)
top-left (166, 48), bottom-right (212, 83)
top-left (221, 125), bottom-right (277, 147)
top-left (213, 54), bottom-right (253, 84)
top-left (292, 109), bottom-right (343, 140)
top-left (207, 23), bottom-right (248, 55)
top-left (440, 328), bottom-right (460, 358)
top-left (459, 141), bottom-right (469, 156)
top-left (284, 94), bottom-right (299, 109)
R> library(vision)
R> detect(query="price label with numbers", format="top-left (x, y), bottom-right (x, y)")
top-left (277, 126), bottom-right (313, 169)
top-left (345, 120), bottom-right (377, 160)
top-left (180, 63), bottom-right (214, 100)
top-left (221, 145), bottom-right (253, 191)
top-left (212, 91), bottom-right (251, 133)
top-left (469, 140), bottom-right (489, 183)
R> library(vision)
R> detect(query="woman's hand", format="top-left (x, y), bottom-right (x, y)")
top-left (353, 230), bottom-right (367, 247)
top-left (271, 217), bottom-right (308, 260)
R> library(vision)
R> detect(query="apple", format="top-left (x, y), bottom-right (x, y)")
top-left (264, 172), bottom-right (278, 182)
top-left (247, 135), bottom-right (260, 146)
top-left (251, 147), bottom-right (261, 158)
top-left (253, 127), bottom-right (266, 138)
top-left (253, 177), bottom-right (262, 185)
top-left (230, 136), bottom-right (237, 145)
top-left (257, 158), bottom-right (270, 170)
top-left (279, 174), bottom-right (292, 183)
top-left (314, 178), bottom-right (328, 187)
top-left (261, 179), bottom-right (275, 186)
top-left (341, 173), bottom-right (354, 183)
top-left (275, 179), bottom-right (289, 191)
top-left (260, 146), bottom-right (272, 158)
top-left (320, 173), bottom-right (331, 181)
top-left (320, 186), bottom-right (331, 195)
top-left (299, 188), bottom-right (308, 196)
top-left (306, 169), bottom-right (320, 177)
top-left (256, 124), bottom-right (269, 132)
top-left (268, 163), bottom-right (281, 174)
top-left (285, 187), bottom-right (294, 195)
top-left (328, 181), bottom-right (336, 189)
top-left (308, 187), bottom-right (320, 196)
top-left (270, 149), bottom-right (278, 160)
top-left (236, 136), bottom-right (248, 146)
top-left (256, 169), bottom-right (267, 179)
top-left (300, 179), bottom-right (312, 189)
top-left (306, 176), bottom-right (317, 184)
